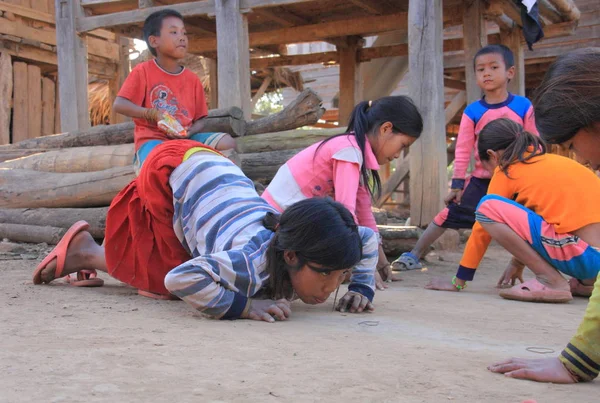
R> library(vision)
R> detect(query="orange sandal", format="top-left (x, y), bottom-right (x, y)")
top-left (499, 278), bottom-right (572, 303)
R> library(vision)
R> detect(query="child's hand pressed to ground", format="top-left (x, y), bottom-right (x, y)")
top-left (444, 189), bottom-right (463, 205)
top-left (241, 298), bottom-right (292, 323)
top-left (335, 291), bottom-right (374, 313)
top-left (497, 258), bottom-right (525, 288)
top-left (425, 276), bottom-right (463, 292)
top-left (488, 357), bottom-right (578, 384)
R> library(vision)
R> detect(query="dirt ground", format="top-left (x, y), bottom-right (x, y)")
top-left (0, 242), bottom-right (596, 403)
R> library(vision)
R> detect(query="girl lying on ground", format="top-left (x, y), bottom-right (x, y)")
top-left (263, 96), bottom-right (423, 289)
top-left (32, 140), bottom-right (378, 322)
top-left (489, 47), bottom-right (600, 383)
top-left (427, 118), bottom-right (600, 301)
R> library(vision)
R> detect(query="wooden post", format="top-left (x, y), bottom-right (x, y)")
top-left (110, 36), bottom-right (131, 124)
top-left (27, 65), bottom-right (42, 139)
top-left (338, 37), bottom-right (362, 126)
top-left (41, 77), bottom-right (56, 136)
top-left (55, 0), bottom-right (90, 132)
top-left (0, 53), bottom-right (12, 145)
top-left (12, 61), bottom-right (28, 144)
top-left (463, 0), bottom-right (487, 104)
top-left (54, 81), bottom-right (61, 134)
top-left (215, 0), bottom-right (252, 118)
top-left (501, 28), bottom-right (525, 96)
top-left (408, 0), bottom-right (446, 226)
top-left (207, 58), bottom-right (218, 109)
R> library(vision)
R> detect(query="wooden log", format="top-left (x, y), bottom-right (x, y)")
top-left (0, 52), bottom-right (12, 145)
top-left (202, 115), bottom-right (246, 137)
top-left (12, 61), bottom-right (28, 144)
top-left (546, 0), bottom-right (580, 21)
top-left (240, 148), bottom-right (301, 180)
top-left (0, 166), bottom-right (135, 208)
top-left (0, 143), bottom-right (134, 172)
top-left (0, 207), bottom-right (108, 239)
top-left (27, 64), bottom-right (42, 140)
top-left (236, 128), bottom-right (343, 153)
top-left (378, 225), bottom-right (423, 256)
top-left (41, 77), bottom-right (56, 135)
top-left (0, 223), bottom-right (66, 245)
top-left (372, 208), bottom-right (388, 225)
top-left (245, 89), bottom-right (325, 136)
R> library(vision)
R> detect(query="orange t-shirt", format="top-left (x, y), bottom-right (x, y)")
top-left (117, 59), bottom-right (208, 150)
top-left (460, 153), bottom-right (600, 271)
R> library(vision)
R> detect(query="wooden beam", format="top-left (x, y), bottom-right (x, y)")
top-left (207, 57), bottom-right (218, 109)
top-left (501, 28), bottom-right (525, 96)
top-left (463, 0), bottom-right (487, 104)
top-left (12, 61), bottom-right (28, 144)
top-left (490, 0), bottom-right (523, 27)
top-left (0, 52), bottom-right (11, 145)
top-left (216, 0), bottom-right (252, 117)
top-left (109, 36), bottom-right (130, 124)
top-left (376, 158), bottom-right (410, 207)
top-left (27, 64), bottom-right (42, 140)
top-left (0, 1), bottom-right (55, 24)
top-left (538, 0), bottom-right (564, 24)
top-left (56, 0), bottom-right (90, 132)
top-left (546, 0), bottom-right (580, 21)
top-left (408, 0), bottom-right (446, 226)
top-left (41, 77), bottom-right (55, 136)
top-left (445, 91), bottom-right (466, 125)
top-left (138, 0), bottom-right (154, 7)
top-left (251, 75), bottom-right (272, 109)
top-left (347, 0), bottom-right (386, 15)
top-left (443, 77), bottom-right (466, 91)
top-left (189, 12), bottom-right (408, 53)
top-left (338, 37), bottom-right (362, 126)
top-left (241, 0), bottom-right (317, 8)
top-left (77, 1), bottom-right (215, 33)
top-left (254, 8), bottom-right (309, 27)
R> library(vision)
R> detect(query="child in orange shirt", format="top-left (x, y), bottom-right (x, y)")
top-left (113, 9), bottom-right (236, 173)
top-left (427, 118), bottom-right (600, 303)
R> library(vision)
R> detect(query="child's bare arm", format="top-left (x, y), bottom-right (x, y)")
top-left (187, 116), bottom-right (206, 135)
top-left (113, 96), bottom-right (162, 122)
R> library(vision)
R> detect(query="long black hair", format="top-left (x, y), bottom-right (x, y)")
top-left (262, 198), bottom-right (362, 300)
top-left (533, 47), bottom-right (600, 144)
top-left (478, 118), bottom-right (546, 176)
top-left (317, 96), bottom-right (423, 197)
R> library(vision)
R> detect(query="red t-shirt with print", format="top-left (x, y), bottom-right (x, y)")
top-left (117, 59), bottom-right (208, 150)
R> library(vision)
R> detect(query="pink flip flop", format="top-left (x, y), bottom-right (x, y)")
top-left (32, 221), bottom-right (104, 287)
top-left (569, 278), bottom-right (594, 297)
top-left (499, 278), bottom-right (572, 303)
top-left (138, 290), bottom-right (180, 300)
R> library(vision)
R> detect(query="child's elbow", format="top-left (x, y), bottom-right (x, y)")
top-left (163, 271), bottom-right (181, 296)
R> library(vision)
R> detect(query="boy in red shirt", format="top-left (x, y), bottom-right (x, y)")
top-left (113, 9), bottom-right (236, 173)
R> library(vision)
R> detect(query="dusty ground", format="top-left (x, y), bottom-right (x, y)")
top-left (0, 242), bottom-right (596, 403)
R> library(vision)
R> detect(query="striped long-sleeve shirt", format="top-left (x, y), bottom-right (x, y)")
top-left (163, 151), bottom-right (378, 319)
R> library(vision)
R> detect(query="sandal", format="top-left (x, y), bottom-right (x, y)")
top-left (391, 252), bottom-right (422, 271)
top-left (138, 290), bottom-right (180, 300)
top-left (64, 270), bottom-right (104, 287)
top-left (499, 278), bottom-right (572, 303)
top-left (569, 278), bottom-right (594, 298)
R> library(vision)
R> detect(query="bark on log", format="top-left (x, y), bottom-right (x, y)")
top-left (0, 166), bottom-right (135, 208)
top-left (0, 144), bottom-right (134, 172)
top-left (237, 128), bottom-right (343, 153)
top-left (240, 148), bottom-right (301, 180)
top-left (378, 225), bottom-right (423, 256)
top-left (201, 115), bottom-right (246, 137)
top-left (0, 149), bottom-right (48, 163)
top-left (245, 89), bottom-right (325, 136)
top-left (0, 207), bottom-right (108, 239)
top-left (0, 223), bottom-right (66, 245)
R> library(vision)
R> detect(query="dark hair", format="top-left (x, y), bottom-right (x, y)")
top-left (143, 9), bottom-right (184, 57)
top-left (474, 44), bottom-right (515, 69)
top-left (262, 198), bottom-right (363, 300)
top-left (478, 118), bottom-right (546, 176)
top-left (533, 47), bottom-right (600, 144)
top-left (317, 96), bottom-right (423, 197)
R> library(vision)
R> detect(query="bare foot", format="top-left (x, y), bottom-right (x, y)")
top-left (40, 231), bottom-right (103, 283)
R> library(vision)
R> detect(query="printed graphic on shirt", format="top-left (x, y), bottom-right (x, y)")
top-left (150, 84), bottom-right (190, 124)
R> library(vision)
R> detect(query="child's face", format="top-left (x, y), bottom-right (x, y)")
top-left (563, 123), bottom-right (600, 170)
top-left (475, 53), bottom-right (515, 93)
top-left (285, 252), bottom-right (348, 305)
top-left (371, 122), bottom-right (416, 165)
top-left (149, 16), bottom-right (188, 59)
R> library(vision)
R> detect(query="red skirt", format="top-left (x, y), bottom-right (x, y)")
top-left (105, 140), bottom-right (217, 296)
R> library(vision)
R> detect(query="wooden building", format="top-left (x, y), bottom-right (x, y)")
top-left (0, 0), bottom-right (588, 226)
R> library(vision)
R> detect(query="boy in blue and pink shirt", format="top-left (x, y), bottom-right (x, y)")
top-left (393, 44), bottom-right (538, 271)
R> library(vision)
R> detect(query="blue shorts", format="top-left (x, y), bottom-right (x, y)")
top-left (477, 194), bottom-right (600, 280)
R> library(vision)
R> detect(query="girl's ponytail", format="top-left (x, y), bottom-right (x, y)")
top-left (478, 118), bottom-right (546, 176)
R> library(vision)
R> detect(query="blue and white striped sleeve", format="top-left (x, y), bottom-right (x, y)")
top-left (348, 226), bottom-right (378, 302)
top-left (164, 251), bottom-right (249, 320)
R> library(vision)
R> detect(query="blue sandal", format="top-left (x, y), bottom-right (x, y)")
top-left (391, 252), bottom-right (422, 271)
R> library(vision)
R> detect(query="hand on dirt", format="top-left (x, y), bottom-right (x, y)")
top-left (425, 277), bottom-right (460, 292)
top-left (336, 291), bottom-right (374, 313)
top-left (488, 357), bottom-right (578, 384)
top-left (497, 258), bottom-right (525, 288)
top-left (242, 298), bottom-right (292, 323)
top-left (444, 189), bottom-right (463, 206)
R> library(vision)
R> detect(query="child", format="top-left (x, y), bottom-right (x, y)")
top-left (262, 96), bottom-right (423, 289)
top-left (392, 44), bottom-right (537, 271)
top-left (32, 140), bottom-right (378, 321)
top-left (489, 48), bottom-right (600, 384)
top-left (113, 9), bottom-right (236, 173)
